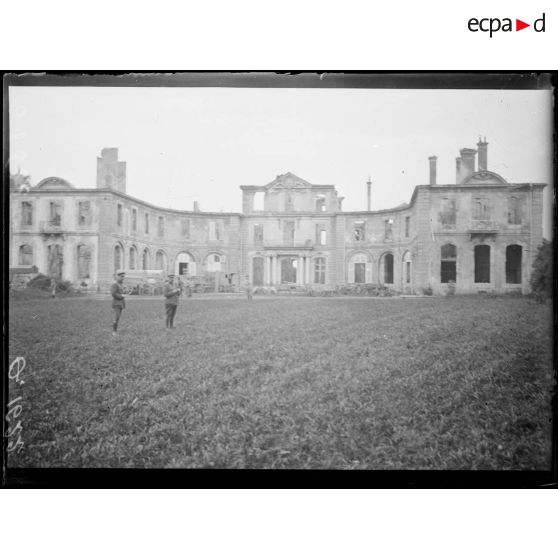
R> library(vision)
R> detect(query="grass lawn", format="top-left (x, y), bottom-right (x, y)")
top-left (7, 295), bottom-right (554, 469)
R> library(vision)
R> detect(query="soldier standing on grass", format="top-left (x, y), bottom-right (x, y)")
top-left (164, 273), bottom-right (181, 328)
top-left (244, 275), bottom-right (253, 300)
top-left (111, 270), bottom-right (126, 335)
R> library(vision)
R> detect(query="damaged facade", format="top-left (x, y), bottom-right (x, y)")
top-left (9, 140), bottom-right (546, 294)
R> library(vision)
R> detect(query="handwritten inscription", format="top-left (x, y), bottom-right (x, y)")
top-left (6, 357), bottom-right (25, 454)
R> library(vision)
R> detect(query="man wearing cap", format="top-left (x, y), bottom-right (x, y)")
top-left (111, 270), bottom-right (126, 334)
top-left (163, 273), bottom-right (181, 328)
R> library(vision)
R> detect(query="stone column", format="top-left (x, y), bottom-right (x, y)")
top-left (271, 256), bottom-right (276, 285)
top-left (297, 255), bottom-right (303, 284)
top-left (275, 256), bottom-right (280, 284)
top-left (265, 256), bottom-right (270, 285)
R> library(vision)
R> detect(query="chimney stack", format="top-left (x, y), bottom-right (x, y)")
top-left (477, 136), bottom-right (488, 171)
top-left (366, 177), bottom-right (372, 211)
top-left (193, 201), bottom-right (200, 212)
top-left (456, 157), bottom-right (463, 183)
top-left (459, 148), bottom-right (477, 182)
top-left (428, 156), bottom-right (437, 185)
top-left (97, 147), bottom-right (126, 193)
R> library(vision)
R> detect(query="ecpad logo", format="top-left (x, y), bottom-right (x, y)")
top-left (468, 13), bottom-right (545, 37)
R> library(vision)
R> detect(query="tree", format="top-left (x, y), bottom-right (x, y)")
top-left (530, 239), bottom-right (552, 301)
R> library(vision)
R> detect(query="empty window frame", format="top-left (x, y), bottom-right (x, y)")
top-left (472, 198), bottom-right (491, 221)
top-left (78, 201), bottom-right (92, 226)
top-left (353, 221), bottom-right (365, 241)
top-left (348, 253), bottom-right (367, 283)
top-left (384, 218), bottom-right (394, 241)
top-left (383, 253), bottom-right (394, 284)
top-left (144, 213), bottom-right (150, 234)
top-left (155, 250), bottom-right (166, 271)
top-left (21, 201), bottom-right (33, 227)
top-left (50, 201), bottom-right (62, 226)
top-left (314, 257), bottom-right (326, 284)
top-left (315, 224), bottom-right (327, 245)
top-left (129, 246), bottom-right (137, 270)
top-left (132, 208), bottom-right (137, 231)
top-left (209, 221), bottom-right (224, 241)
top-left (207, 253), bottom-right (222, 272)
top-left (505, 245), bottom-right (522, 284)
top-left (19, 244), bottom-right (33, 265)
top-left (403, 252), bottom-right (412, 284)
top-left (405, 216), bottom-right (410, 238)
top-left (114, 244), bottom-right (123, 271)
top-left (157, 216), bottom-right (164, 237)
top-left (315, 195), bottom-right (326, 212)
top-left (142, 248), bottom-right (150, 270)
top-left (441, 243), bottom-right (457, 283)
top-left (440, 198), bottom-right (456, 228)
top-left (117, 204), bottom-right (123, 227)
top-left (474, 245), bottom-right (490, 283)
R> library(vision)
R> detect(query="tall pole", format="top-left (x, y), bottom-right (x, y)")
top-left (366, 176), bottom-right (372, 211)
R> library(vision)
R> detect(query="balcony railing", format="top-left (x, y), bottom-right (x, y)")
top-left (468, 220), bottom-right (500, 233)
top-left (40, 220), bottom-right (64, 234)
top-left (263, 242), bottom-right (315, 250)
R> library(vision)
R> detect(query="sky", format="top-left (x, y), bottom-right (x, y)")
top-left (9, 85), bottom-right (553, 237)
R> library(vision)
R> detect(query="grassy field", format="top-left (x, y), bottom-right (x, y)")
top-left (8, 294), bottom-right (554, 469)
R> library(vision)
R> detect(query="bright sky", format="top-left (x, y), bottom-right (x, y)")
top-left (9, 86), bottom-right (553, 237)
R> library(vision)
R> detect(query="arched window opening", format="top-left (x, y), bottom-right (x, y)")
top-left (155, 250), bottom-right (167, 271)
top-left (474, 245), bottom-right (490, 283)
top-left (142, 248), bottom-right (150, 270)
top-left (176, 252), bottom-right (196, 277)
top-left (207, 253), bottom-right (222, 272)
top-left (383, 253), bottom-right (394, 284)
top-left (506, 245), bottom-right (522, 284)
top-left (114, 244), bottom-right (123, 273)
top-left (314, 257), bottom-right (326, 284)
top-left (129, 246), bottom-right (137, 270)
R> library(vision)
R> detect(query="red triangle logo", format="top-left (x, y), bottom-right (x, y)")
top-left (516, 19), bottom-right (530, 31)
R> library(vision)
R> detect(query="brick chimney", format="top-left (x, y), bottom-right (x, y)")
top-left (459, 148), bottom-right (477, 182)
top-left (428, 156), bottom-right (437, 185)
top-left (477, 136), bottom-right (488, 171)
top-left (366, 177), bottom-right (372, 210)
top-left (193, 201), bottom-right (200, 212)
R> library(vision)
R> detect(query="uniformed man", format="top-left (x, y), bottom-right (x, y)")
top-left (244, 275), bottom-right (253, 300)
top-left (111, 270), bottom-right (126, 334)
top-left (163, 273), bottom-right (181, 328)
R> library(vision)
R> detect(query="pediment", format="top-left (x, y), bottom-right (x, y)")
top-left (265, 172), bottom-right (313, 190)
top-left (462, 171), bottom-right (508, 185)
top-left (34, 177), bottom-right (76, 190)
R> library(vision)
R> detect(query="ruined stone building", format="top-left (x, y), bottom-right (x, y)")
top-left (9, 140), bottom-right (546, 294)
